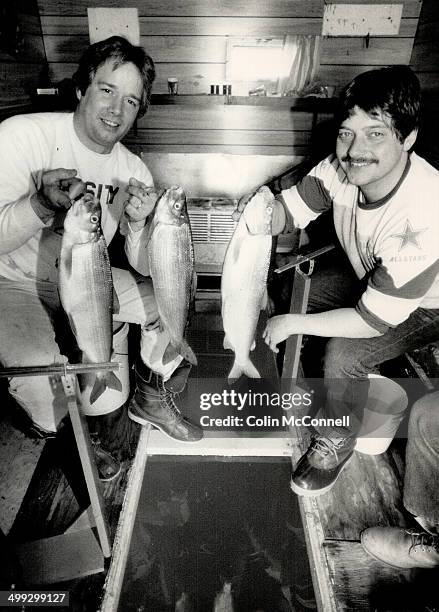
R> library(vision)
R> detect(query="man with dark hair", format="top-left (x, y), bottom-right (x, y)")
top-left (0, 36), bottom-right (202, 475)
top-left (72, 35), bottom-right (155, 118)
top-left (241, 65), bottom-right (439, 498)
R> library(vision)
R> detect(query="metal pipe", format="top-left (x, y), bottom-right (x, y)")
top-left (0, 362), bottom-right (120, 379)
top-left (275, 244), bottom-right (335, 275)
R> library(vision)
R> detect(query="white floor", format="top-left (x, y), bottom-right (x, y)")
top-left (145, 428), bottom-right (294, 456)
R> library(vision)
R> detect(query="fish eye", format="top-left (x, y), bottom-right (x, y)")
top-left (174, 202), bottom-right (181, 210)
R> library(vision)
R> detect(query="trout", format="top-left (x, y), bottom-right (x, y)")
top-left (147, 186), bottom-right (197, 366)
top-left (221, 186), bottom-right (274, 382)
top-left (59, 193), bottom-right (121, 403)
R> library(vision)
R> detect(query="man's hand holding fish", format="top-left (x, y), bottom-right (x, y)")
top-left (124, 176), bottom-right (158, 231)
top-left (233, 186), bottom-right (286, 236)
top-left (30, 168), bottom-right (84, 222)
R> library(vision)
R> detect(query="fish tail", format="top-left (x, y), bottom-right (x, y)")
top-left (163, 339), bottom-right (198, 366)
top-left (89, 371), bottom-right (122, 404)
top-left (223, 335), bottom-right (233, 351)
top-left (227, 359), bottom-right (261, 384)
top-left (180, 341), bottom-right (198, 366)
top-left (89, 375), bottom-right (106, 404)
top-left (106, 370), bottom-right (122, 392)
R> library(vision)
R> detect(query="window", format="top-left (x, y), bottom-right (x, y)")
top-left (226, 35), bottom-right (320, 97)
top-left (226, 37), bottom-right (285, 95)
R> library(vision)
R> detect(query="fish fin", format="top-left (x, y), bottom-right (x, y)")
top-left (180, 341), bottom-right (198, 366)
top-left (89, 376), bottom-right (107, 404)
top-left (106, 371), bottom-right (122, 392)
top-left (89, 371), bottom-right (122, 404)
top-left (113, 288), bottom-right (120, 314)
top-left (227, 224), bottom-right (245, 265)
top-left (145, 218), bottom-right (156, 243)
top-left (227, 359), bottom-right (261, 384)
top-left (223, 335), bottom-right (233, 351)
top-left (250, 340), bottom-right (256, 351)
top-left (162, 341), bottom-right (179, 365)
top-left (227, 361), bottom-right (243, 384)
top-left (163, 339), bottom-right (198, 366)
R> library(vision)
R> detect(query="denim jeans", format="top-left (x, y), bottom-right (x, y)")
top-left (0, 269), bottom-right (181, 432)
top-left (403, 391), bottom-right (439, 524)
top-left (306, 251), bottom-right (439, 438)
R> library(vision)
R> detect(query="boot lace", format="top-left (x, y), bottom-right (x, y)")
top-left (406, 529), bottom-right (439, 554)
top-left (159, 383), bottom-right (183, 422)
top-left (309, 436), bottom-right (349, 461)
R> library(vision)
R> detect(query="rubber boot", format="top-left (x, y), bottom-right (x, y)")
top-left (128, 360), bottom-right (203, 442)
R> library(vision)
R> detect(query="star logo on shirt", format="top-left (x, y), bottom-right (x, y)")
top-left (390, 219), bottom-right (427, 251)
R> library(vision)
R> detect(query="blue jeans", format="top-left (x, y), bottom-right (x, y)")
top-left (306, 251), bottom-right (439, 437)
top-left (404, 392), bottom-right (439, 524)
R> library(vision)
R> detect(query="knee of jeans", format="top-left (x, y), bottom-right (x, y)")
top-left (323, 338), bottom-right (368, 378)
top-left (408, 392), bottom-right (439, 438)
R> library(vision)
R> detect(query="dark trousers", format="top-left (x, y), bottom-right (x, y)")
top-left (403, 392), bottom-right (439, 523)
top-left (306, 252), bottom-right (439, 437)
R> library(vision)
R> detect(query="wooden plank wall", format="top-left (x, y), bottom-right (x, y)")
top-left (0, 0), bottom-right (46, 113)
top-left (410, 0), bottom-right (439, 92)
top-left (130, 99), bottom-right (322, 156)
top-left (410, 0), bottom-right (439, 167)
top-left (35, 0), bottom-right (422, 156)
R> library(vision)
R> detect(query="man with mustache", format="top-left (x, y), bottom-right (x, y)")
top-left (241, 65), bottom-right (439, 564)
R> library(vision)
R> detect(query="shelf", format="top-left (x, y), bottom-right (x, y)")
top-left (150, 93), bottom-right (338, 111)
top-left (0, 96), bottom-right (337, 124)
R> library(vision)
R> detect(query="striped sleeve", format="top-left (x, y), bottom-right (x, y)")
top-left (280, 156), bottom-right (341, 229)
top-left (357, 262), bottom-right (439, 331)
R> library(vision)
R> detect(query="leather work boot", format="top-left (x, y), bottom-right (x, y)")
top-left (128, 360), bottom-right (203, 442)
top-left (361, 527), bottom-right (439, 569)
top-left (89, 433), bottom-right (121, 482)
top-left (290, 435), bottom-right (356, 497)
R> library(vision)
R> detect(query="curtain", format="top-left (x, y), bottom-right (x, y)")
top-left (278, 35), bottom-right (321, 96)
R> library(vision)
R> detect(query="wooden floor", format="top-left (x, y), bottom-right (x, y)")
top-left (0, 411), bottom-right (44, 535)
top-left (0, 379), bottom-right (141, 605)
top-left (0, 308), bottom-right (284, 609)
top-left (289, 383), bottom-right (439, 612)
top-left (2, 309), bottom-right (439, 611)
